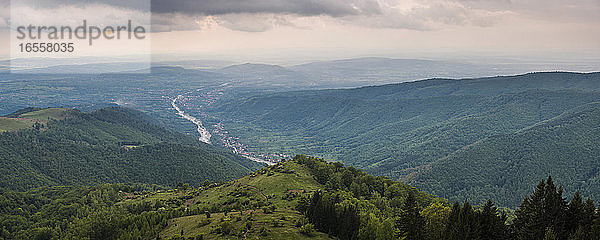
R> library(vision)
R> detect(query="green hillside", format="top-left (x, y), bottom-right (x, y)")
top-left (203, 72), bottom-right (600, 207)
top-left (0, 117), bottom-right (36, 132)
top-left (0, 107), bottom-right (263, 190)
top-left (410, 102), bottom-right (600, 207)
top-left (0, 107), bottom-right (72, 132)
top-left (0, 155), bottom-right (443, 240)
top-left (17, 108), bottom-right (75, 121)
top-left (2, 155), bottom-right (598, 240)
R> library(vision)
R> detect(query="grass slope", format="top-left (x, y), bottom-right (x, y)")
top-left (17, 108), bottom-right (74, 120)
top-left (0, 155), bottom-right (448, 239)
top-left (157, 161), bottom-right (329, 239)
top-left (0, 117), bottom-right (35, 132)
top-left (0, 108), bottom-right (72, 132)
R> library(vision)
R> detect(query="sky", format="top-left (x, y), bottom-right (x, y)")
top-left (1, 0), bottom-right (599, 63)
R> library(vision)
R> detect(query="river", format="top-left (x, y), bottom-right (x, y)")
top-left (171, 95), bottom-right (212, 144)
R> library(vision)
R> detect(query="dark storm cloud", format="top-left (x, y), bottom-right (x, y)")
top-left (18, 0), bottom-right (149, 11)
top-left (23, 0), bottom-right (381, 17)
top-left (4, 0), bottom-right (598, 33)
top-left (151, 0), bottom-right (382, 17)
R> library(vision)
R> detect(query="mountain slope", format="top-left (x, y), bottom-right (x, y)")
top-left (0, 155), bottom-right (444, 240)
top-left (0, 107), bottom-right (262, 190)
top-left (410, 102), bottom-right (600, 207)
top-left (204, 72), bottom-right (600, 207)
top-left (207, 73), bottom-right (600, 174)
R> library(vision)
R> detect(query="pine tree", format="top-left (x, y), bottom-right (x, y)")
top-left (358, 213), bottom-right (379, 240)
top-left (578, 198), bottom-right (596, 240)
top-left (514, 176), bottom-right (568, 240)
top-left (547, 179), bottom-right (568, 239)
top-left (592, 203), bottom-right (600, 240)
top-left (566, 192), bottom-right (584, 236)
top-left (568, 226), bottom-right (585, 240)
top-left (398, 191), bottom-right (425, 240)
top-left (477, 199), bottom-right (508, 240)
top-left (458, 201), bottom-right (477, 240)
top-left (445, 202), bottom-right (462, 240)
top-left (420, 201), bottom-right (450, 240)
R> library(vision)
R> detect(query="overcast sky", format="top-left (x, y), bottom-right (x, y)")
top-left (1, 0), bottom-right (599, 63)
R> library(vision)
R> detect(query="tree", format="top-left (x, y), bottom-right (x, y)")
top-left (445, 202), bottom-right (462, 240)
top-left (420, 201), bottom-right (450, 240)
top-left (458, 201), bottom-right (477, 240)
top-left (592, 203), bottom-right (600, 240)
top-left (514, 176), bottom-right (568, 240)
top-left (398, 191), bottom-right (425, 240)
top-left (477, 199), bottom-right (508, 240)
top-left (566, 191), bottom-right (585, 236)
top-left (377, 218), bottom-right (396, 240)
top-left (358, 213), bottom-right (379, 240)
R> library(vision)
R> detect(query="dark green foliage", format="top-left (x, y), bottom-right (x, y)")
top-left (477, 200), bottom-right (509, 240)
top-left (294, 155), bottom-right (578, 240)
top-left (295, 155), bottom-right (440, 240)
top-left (398, 191), bottom-right (426, 240)
top-left (302, 190), bottom-right (361, 239)
top-left (446, 201), bottom-right (478, 240)
top-left (1, 155), bottom-right (600, 240)
top-left (0, 184), bottom-right (194, 240)
top-left (414, 102), bottom-right (600, 207)
top-left (513, 176), bottom-right (600, 240)
top-left (0, 107), bottom-right (262, 190)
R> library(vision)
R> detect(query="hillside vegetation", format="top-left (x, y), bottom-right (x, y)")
top-left (205, 72), bottom-right (600, 207)
top-left (0, 107), bottom-right (71, 132)
top-left (2, 156), bottom-right (599, 240)
top-left (410, 102), bottom-right (600, 207)
top-left (0, 155), bottom-right (442, 239)
top-left (0, 107), bottom-right (262, 190)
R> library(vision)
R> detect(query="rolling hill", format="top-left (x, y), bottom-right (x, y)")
top-left (0, 155), bottom-right (445, 240)
top-left (2, 155), bottom-right (595, 239)
top-left (410, 102), bottom-right (600, 207)
top-left (204, 72), bottom-right (600, 206)
top-left (0, 107), bottom-right (263, 190)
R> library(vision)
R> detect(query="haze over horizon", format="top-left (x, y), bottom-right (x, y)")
top-left (0, 0), bottom-right (598, 66)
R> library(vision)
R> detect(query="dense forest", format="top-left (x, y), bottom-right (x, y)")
top-left (205, 72), bottom-right (600, 207)
top-left (0, 107), bottom-right (262, 190)
top-left (296, 156), bottom-right (600, 240)
top-left (1, 155), bottom-right (599, 239)
top-left (411, 102), bottom-right (600, 207)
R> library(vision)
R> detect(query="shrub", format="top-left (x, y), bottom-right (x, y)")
top-left (299, 223), bottom-right (315, 237)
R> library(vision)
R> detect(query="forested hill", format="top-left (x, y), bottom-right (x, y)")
top-left (2, 155), bottom-right (599, 240)
top-left (0, 107), bottom-right (263, 190)
top-left (205, 72), bottom-right (600, 207)
top-left (410, 102), bottom-right (600, 207)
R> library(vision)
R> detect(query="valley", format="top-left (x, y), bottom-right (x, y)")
top-left (1, 60), bottom-right (600, 239)
top-left (200, 72), bottom-right (600, 207)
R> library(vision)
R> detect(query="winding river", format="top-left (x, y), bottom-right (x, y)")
top-left (171, 95), bottom-right (212, 144)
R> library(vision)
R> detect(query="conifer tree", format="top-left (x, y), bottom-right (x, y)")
top-left (398, 191), bottom-right (425, 240)
top-left (458, 201), bottom-right (477, 240)
top-left (445, 202), bottom-right (462, 240)
top-left (591, 204), bottom-right (600, 240)
top-left (566, 191), bottom-right (584, 235)
top-left (477, 199), bottom-right (508, 240)
top-left (514, 176), bottom-right (568, 240)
